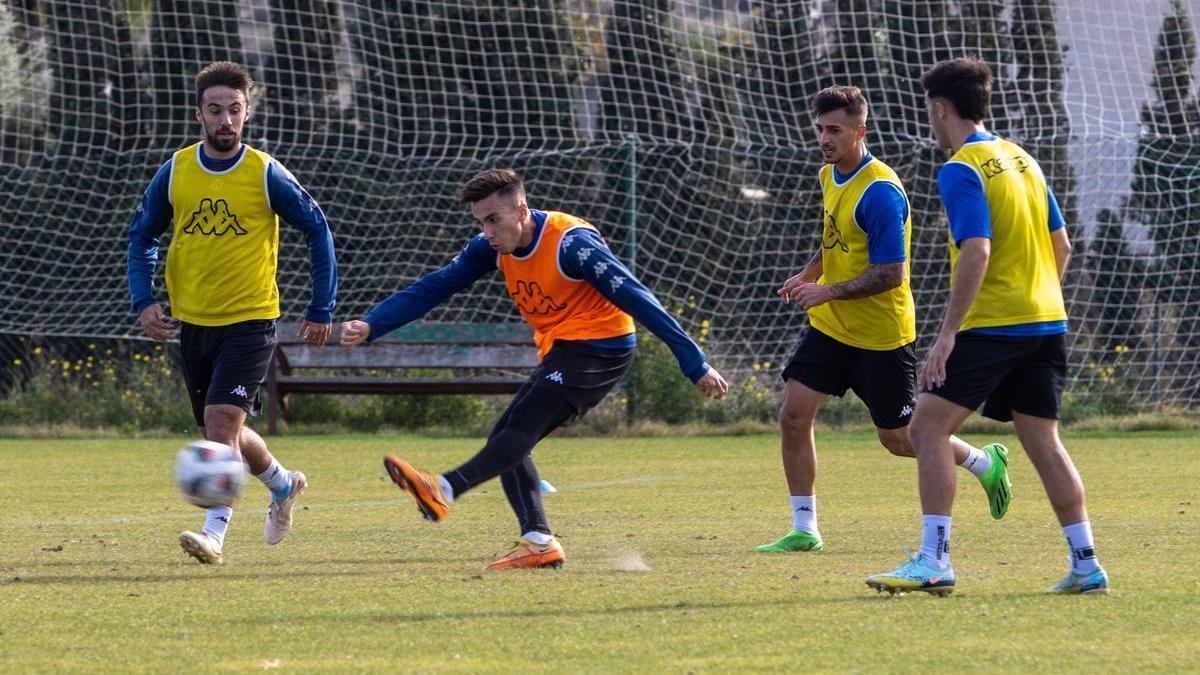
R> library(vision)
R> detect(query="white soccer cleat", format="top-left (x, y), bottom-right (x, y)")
top-left (264, 471), bottom-right (307, 545)
top-left (179, 530), bottom-right (224, 565)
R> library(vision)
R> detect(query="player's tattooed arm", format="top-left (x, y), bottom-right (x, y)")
top-left (827, 261), bottom-right (905, 300)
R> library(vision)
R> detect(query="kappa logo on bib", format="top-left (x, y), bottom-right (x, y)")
top-left (183, 198), bottom-right (247, 236)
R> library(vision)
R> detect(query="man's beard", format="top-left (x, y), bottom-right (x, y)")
top-left (205, 128), bottom-right (240, 153)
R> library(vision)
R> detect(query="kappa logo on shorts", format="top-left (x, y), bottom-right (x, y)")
top-left (230, 385), bottom-right (249, 399)
top-left (546, 371), bottom-right (565, 385)
top-left (899, 404), bottom-right (914, 418)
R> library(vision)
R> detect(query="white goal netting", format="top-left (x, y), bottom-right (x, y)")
top-left (1, 0), bottom-right (1199, 413)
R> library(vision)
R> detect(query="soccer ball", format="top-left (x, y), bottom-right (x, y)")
top-left (174, 440), bottom-right (246, 508)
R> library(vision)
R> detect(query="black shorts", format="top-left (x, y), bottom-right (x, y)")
top-left (782, 327), bottom-right (917, 429)
top-left (528, 339), bottom-right (636, 423)
top-left (928, 332), bottom-right (1067, 422)
top-left (179, 319), bottom-right (277, 427)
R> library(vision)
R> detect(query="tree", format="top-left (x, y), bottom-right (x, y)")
top-left (43, 0), bottom-right (139, 155)
top-left (261, 0), bottom-right (346, 152)
top-left (348, 1), bottom-right (579, 158)
top-left (739, 0), bottom-right (826, 148)
top-left (598, 0), bottom-right (690, 144)
top-left (1084, 207), bottom-right (1148, 354)
top-left (148, 0), bottom-right (243, 148)
top-left (1126, 0), bottom-right (1200, 401)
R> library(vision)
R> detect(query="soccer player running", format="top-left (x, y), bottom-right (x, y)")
top-left (758, 86), bottom-right (1011, 554)
top-left (867, 58), bottom-right (1107, 595)
top-left (341, 168), bottom-right (729, 570)
top-left (127, 62), bottom-right (337, 565)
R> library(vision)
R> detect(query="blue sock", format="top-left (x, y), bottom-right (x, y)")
top-left (257, 459), bottom-right (293, 501)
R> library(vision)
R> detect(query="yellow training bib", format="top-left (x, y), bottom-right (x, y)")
top-left (946, 137), bottom-right (1066, 330)
top-left (807, 158), bottom-right (915, 350)
top-left (165, 143), bottom-right (281, 326)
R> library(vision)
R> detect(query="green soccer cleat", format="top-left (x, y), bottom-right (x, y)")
top-left (754, 529), bottom-right (823, 553)
top-left (1048, 567), bottom-right (1109, 595)
top-left (865, 549), bottom-right (955, 596)
top-left (978, 443), bottom-right (1012, 520)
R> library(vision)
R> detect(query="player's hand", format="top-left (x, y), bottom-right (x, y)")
top-left (298, 320), bottom-right (331, 347)
top-left (340, 319), bottom-right (371, 349)
top-left (695, 367), bottom-right (729, 400)
top-left (793, 283), bottom-right (834, 310)
top-left (138, 303), bottom-right (176, 341)
top-left (777, 273), bottom-right (810, 303)
top-left (918, 333), bottom-right (956, 391)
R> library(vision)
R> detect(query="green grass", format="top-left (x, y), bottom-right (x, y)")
top-left (1, 431), bottom-right (1198, 672)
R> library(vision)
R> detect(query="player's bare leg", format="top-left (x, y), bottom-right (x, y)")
top-left (756, 379), bottom-right (825, 553)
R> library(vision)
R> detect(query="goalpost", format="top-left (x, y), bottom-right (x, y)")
top-left (0, 0), bottom-right (1197, 414)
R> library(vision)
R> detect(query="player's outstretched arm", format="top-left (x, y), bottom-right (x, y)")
top-left (559, 228), bottom-right (726, 394)
top-left (344, 234), bottom-right (498, 346)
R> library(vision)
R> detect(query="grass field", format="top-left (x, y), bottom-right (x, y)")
top-left (2, 430), bottom-right (1198, 673)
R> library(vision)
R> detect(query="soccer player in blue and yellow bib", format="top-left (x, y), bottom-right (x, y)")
top-left (759, 86), bottom-right (1010, 555)
top-left (867, 58), bottom-right (1107, 596)
top-left (340, 169), bottom-right (728, 570)
top-left (126, 62), bottom-right (338, 565)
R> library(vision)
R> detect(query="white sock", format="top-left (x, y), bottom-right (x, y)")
top-left (439, 475), bottom-right (455, 503)
top-left (1063, 521), bottom-right (1100, 574)
top-left (203, 506), bottom-right (232, 547)
top-left (919, 514), bottom-right (952, 569)
top-left (790, 495), bottom-right (817, 534)
top-left (523, 531), bottom-right (553, 545)
top-left (256, 459), bottom-right (293, 501)
top-left (959, 446), bottom-right (992, 479)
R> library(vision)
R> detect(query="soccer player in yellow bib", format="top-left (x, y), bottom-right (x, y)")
top-left (759, 86), bottom-right (1011, 554)
top-left (867, 58), bottom-right (1107, 596)
top-left (127, 62), bottom-right (338, 565)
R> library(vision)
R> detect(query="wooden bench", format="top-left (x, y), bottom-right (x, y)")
top-left (265, 321), bottom-right (537, 434)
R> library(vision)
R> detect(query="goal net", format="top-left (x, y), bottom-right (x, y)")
top-left (1, 0), bottom-right (1198, 414)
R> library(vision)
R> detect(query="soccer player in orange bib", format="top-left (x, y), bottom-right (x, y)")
top-left (341, 168), bottom-right (728, 570)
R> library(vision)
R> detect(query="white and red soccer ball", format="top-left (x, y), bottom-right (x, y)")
top-left (174, 440), bottom-right (246, 507)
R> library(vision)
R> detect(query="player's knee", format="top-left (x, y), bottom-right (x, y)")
top-left (877, 428), bottom-right (914, 457)
top-left (906, 417), bottom-right (942, 454)
top-left (778, 401), bottom-right (815, 436)
top-left (203, 405), bottom-right (244, 445)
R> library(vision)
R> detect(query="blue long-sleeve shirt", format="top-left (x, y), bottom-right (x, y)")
top-left (364, 209), bottom-right (710, 383)
top-left (127, 144), bottom-right (338, 323)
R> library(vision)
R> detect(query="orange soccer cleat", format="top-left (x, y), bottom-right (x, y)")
top-left (383, 455), bottom-right (450, 522)
top-left (484, 536), bottom-right (566, 571)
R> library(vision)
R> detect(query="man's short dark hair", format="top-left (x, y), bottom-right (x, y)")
top-left (921, 57), bottom-right (992, 122)
top-left (195, 61), bottom-right (252, 106)
top-left (457, 168), bottom-right (524, 204)
top-left (811, 85), bottom-right (868, 120)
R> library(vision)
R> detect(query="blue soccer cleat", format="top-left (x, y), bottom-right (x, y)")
top-left (1048, 567), bottom-right (1109, 595)
top-left (866, 549), bottom-right (956, 596)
